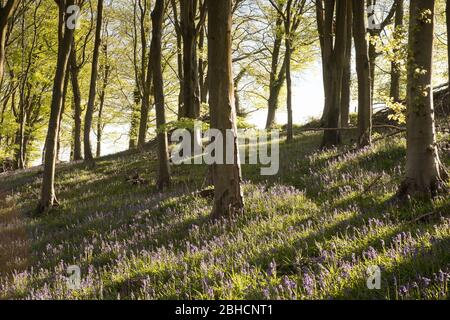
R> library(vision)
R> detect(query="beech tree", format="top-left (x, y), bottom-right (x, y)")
top-left (207, 0), bottom-right (244, 218)
top-left (0, 0), bottom-right (19, 85)
top-left (390, 0), bottom-right (404, 103)
top-left (38, 0), bottom-right (77, 213)
top-left (353, 0), bottom-right (372, 147)
top-left (321, 0), bottom-right (348, 147)
top-left (179, 0), bottom-right (206, 119)
top-left (84, 0), bottom-right (104, 161)
top-left (398, 0), bottom-right (448, 199)
top-left (150, 0), bottom-right (171, 189)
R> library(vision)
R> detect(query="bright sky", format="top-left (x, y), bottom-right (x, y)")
top-left (248, 61), bottom-right (326, 129)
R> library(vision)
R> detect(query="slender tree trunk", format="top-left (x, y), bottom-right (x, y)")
top-left (84, 0), bottom-right (104, 161)
top-left (96, 99), bottom-right (104, 158)
top-left (390, 0), bottom-right (403, 103)
top-left (353, 0), bottom-right (372, 147)
top-left (265, 15), bottom-right (285, 129)
top-left (399, 0), bottom-right (447, 198)
top-left (172, 0), bottom-right (184, 119)
top-left (0, 0), bottom-right (19, 85)
top-left (319, 0), bottom-right (335, 125)
top-left (57, 61), bottom-right (70, 162)
top-left (207, 0), bottom-right (244, 218)
top-left (322, 0), bottom-right (348, 147)
top-left (150, 0), bottom-right (171, 190)
top-left (137, 1), bottom-right (153, 149)
top-left (180, 0), bottom-right (201, 119)
top-left (138, 69), bottom-right (152, 149)
top-left (446, 0), bottom-right (450, 95)
top-left (234, 68), bottom-right (246, 117)
top-left (96, 83), bottom-right (107, 158)
top-left (96, 40), bottom-right (109, 158)
top-left (198, 25), bottom-right (208, 104)
top-left (368, 30), bottom-right (378, 97)
top-left (285, 0), bottom-right (293, 142)
top-left (69, 41), bottom-right (83, 160)
top-left (129, 89), bottom-right (140, 149)
top-left (38, 0), bottom-right (75, 213)
top-left (340, 1), bottom-right (352, 128)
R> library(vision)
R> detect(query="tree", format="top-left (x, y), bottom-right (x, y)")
top-left (322, 0), bottom-right (348, 147)
top-left (390, 0), bottom-right (404, 103)
top-left (136, 0), bottom-right (152, 149)
top-left (265, 12), bottom-right (286, 129)
top-left (340, 0), bottom-right (352, 128)
top-left (96, 25), bottom-right (110, 158)
top-left (84, 0), bottom-right (104, 161)
top-left (398, 0), bottom-right (448, 199)
top-left (446, 0), bottom-right (450, 97)
top-left (149, 0), bottom-right (171, 189)
top-left (38, 0), bottom-right (76, 213)
top-left (0, 0), bottom-right (19, 85)
top-left (353, 0), bottom-right (372, 147)
top-left (207, 0), bottom-right (244, 218)
top-left (69, 4), bottom-right (95, 161)
top-left (179, 0), bottom-right (206, 119)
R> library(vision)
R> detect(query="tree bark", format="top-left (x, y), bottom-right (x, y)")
top-left (322, 0), bottom-right (348, 147)
top-left (84, 0), bottom-right (104, 161)
top-left (207, 0), bottom-right (244, 218)
top-left (150, 0), bottom-right (171, 190)
top-left (340, 1), bottom-right (352, 128)
top-left (353, 0), bottom-right (372, 147)
top-left (265, 14), bottom-right (285, 129)
top-left (399, 0), bottom-right (447, 198)
top-left (318, 0), bottom-right (334, 125)
top-left (0, 0), bottom-right (19, 85)
top-left (38, 0), bottom-right (76, 213)
top-left (447, 0), bottom-right (450, 97)
top-left (69, 40), bottom-right (83, 160)
top-left (137, 0), bottom-right (153, 149)
top-left (285, 0), bottom-right (293, 142)
top-left (390, 0), bottom-right (403, 103)
top-left (180, 0), bottom-right (201, 119)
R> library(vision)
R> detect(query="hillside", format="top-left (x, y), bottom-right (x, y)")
top-left (0, 126), bottom-right (449, 300)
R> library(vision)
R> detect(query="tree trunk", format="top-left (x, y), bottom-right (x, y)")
top-left (353, 0), bottom-right (372, 147)
top-left (84, 0), bottom-right (104, 161)
top-left (57, 60), bottom-right (71, 163)
top-left (0, 0), bottom-right (19, 85)
top-left (69, 41), bottom-right (83, 161)
top-left (180, 0), bottom-right (201, 119)
top-left (447, 0), bottom-right (450, 97)
top-left (322, 0), bottom-right (348, 147)
top-left (319, 0), bottom-right (334, 125)
top-left (207, 0), bottom-right (244, 218)
top-left (390, 0), bottom-right (403, 103)
top-left (150, 0), bottom-right (171, 190)
top-left (171, 0), bottom-right (184, 119)
top-left (285, 0), bottom-right (293, 142)
top-left (96, 40), bottom-right (109, 158)
top-left (198, 25), bottom-right (208, 104)
top-left (340, 1), bottom-right (352, 128)
top-left (399, 0), bottom-right (446, 198)
top-left (265, 15), bottom-right (285, 129)
top-left (38, 0), bottom-right (75, 213)
top-left (138, 0), bottom-right (152, 150)
top-left (129, 88), bottom-right (140, 149)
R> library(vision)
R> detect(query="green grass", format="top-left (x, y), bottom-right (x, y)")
top-left (0, 127), bottom-right (449, 300)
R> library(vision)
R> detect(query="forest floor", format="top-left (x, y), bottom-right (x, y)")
top-left (0, 119), bottom-right (449, 300)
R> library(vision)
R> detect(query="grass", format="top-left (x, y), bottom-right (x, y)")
top-left (0, 125), bottom-right (449, 300)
